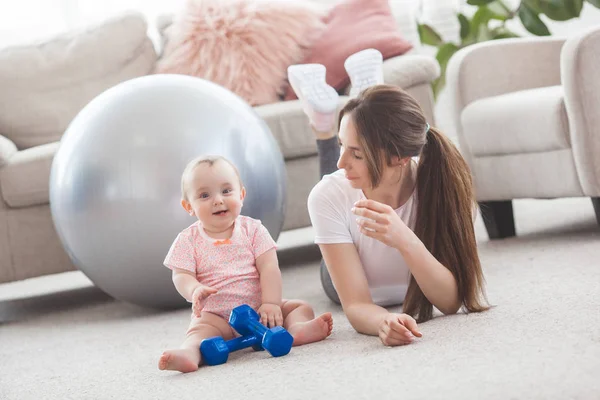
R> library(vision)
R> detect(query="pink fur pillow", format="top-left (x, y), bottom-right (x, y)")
top-left (156, 0), bottom-right (327, 106)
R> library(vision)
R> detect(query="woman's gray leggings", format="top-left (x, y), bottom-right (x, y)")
top-left (316, 136), bottom-right (340, 178)
top-left (316, 136), bottom-right (342, 304)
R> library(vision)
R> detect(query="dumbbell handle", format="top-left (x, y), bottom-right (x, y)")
top-left (245, 319), bottom-right (269, 338)
top-left (226, 334), bottom-right (260, 352)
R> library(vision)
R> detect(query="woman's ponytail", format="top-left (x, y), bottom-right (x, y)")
top-left (404, 127), bottom-right (489, 322)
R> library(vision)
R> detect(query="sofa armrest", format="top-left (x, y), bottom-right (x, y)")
top-left (447, 37), bottom-right (565, 111)
top-left (0, 134), bottom-right (17, 167)
top-left (446, 37), bottom-right (565, 168)
top-left (382, 54), bottom-right (440, 89)
top-left (561, 26), bottom-right (600, 196)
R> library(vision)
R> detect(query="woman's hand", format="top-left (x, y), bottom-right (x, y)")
top-left (379, 313), bottom-right (422, 346)
top-left (191, 285), bottom-right (218, 317)
top-left (352, 199), bottom-right (412, 249)
top-left (258, 303), bottom-right (284, 328)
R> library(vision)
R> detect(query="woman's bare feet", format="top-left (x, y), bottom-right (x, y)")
top-left (287, 312), bottom-right (333, 346)
top-left (158, 349), bottom-right (199, 373)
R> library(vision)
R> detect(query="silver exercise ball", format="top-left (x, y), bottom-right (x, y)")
top-left (49, 74), bottom-right (286, 309)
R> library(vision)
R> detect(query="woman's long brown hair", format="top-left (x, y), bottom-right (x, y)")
top-left (339, 85), bottom-right (488, 322)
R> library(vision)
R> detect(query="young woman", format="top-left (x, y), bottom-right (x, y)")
top-left (288, 49), bottom-right (488, 347)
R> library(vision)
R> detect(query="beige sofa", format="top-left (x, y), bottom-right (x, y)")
top-left (0, 12), bottom-right (440, 284)
top-left (447, 26), bottom-right (600, 239)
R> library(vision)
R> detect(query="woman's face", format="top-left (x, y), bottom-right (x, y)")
top-left (337, 114), bottom-right (371, 189)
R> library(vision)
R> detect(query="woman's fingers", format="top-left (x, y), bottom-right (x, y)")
top-left (380, 325), bottom-right (412, 346)
top-left (357, 218), bottom-right (387, 233)
top-left (388, 318), bottom-right (414, 341)
top-left (380, 320), bottom-right (412, 345)
top-left (352, 207), bottom-right (383, 222)
top-left (399, 315), bottom-right (422, 337)
top-left (354, 199), bottom-right (391, 213)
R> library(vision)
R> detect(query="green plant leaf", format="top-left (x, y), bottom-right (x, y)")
top-left (490, 26), bottom-right (521, 39)
top-left (518, 3), bottom-right (551, 35)
top-left (467, 0), bottom-right (496, 5)
top-left (487, 1), bottom-right (512, 20)
top-left (568, 0), bottom-right (585, 17)
top-left (432, 43), bottom-right (460, 98)
top-left (478, 24), bottom-right (493, 41)
top-left (458, 13), bottom-right (470, 41)
top-left (522, 0), bottom-right (543, 13)
top-left (418, 24), bottom-right (443, 46)
top-left (587, 0), bottom-right (600, 9)
top-left (470, 7), bottom-right (493, 39)
top-left (535, 0), bottom-right (582, 20)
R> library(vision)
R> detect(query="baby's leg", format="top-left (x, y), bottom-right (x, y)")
top-left (158, 312), bottom-right (234, 373)
top-left (281, 300), bottom-right (333, 346)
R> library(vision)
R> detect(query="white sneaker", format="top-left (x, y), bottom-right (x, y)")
top-left (287, 64), bottom-right (339, 133)
top-left (344, 48), bottom-right (384, 98)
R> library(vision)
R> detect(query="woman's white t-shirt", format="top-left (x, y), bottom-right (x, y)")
top-left (307, 169), bottom-right (418, 306)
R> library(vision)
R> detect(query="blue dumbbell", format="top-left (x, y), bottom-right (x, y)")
top-left (200, 334), bottom-right (262, 365)
top-left (200, 304), bottom-right (293, 365)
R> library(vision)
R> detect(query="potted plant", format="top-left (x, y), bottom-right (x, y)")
top-left (419, 0), bottom-right (600, 97)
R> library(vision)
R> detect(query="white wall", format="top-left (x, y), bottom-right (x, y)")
top-left (0, 0), bottom-right (187, 48)
top-left (0, 0), bottom-right (460, 49)
top-left (1, 0), bottom-right (597, 50)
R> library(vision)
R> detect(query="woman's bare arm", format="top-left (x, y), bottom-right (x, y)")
top-left (319, 243), bottom-right (389, 336)
top-left (396, 232), bottom-right (461, 315)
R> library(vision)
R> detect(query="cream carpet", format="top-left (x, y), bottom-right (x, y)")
top-left (1, 197), bottom-right (599, 400)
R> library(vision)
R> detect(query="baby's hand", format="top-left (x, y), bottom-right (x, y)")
top-left (378, 313), bottom-right (422, 346)
top-left (191, 285), bottom-right (218, 317)
top-left (258, 303), bottom-right (283, 328)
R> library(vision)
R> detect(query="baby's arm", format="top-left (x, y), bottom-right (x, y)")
top-left (172, 268), bottom-right (203, 302)
top-left (255, 249), bottom-right (282, 305)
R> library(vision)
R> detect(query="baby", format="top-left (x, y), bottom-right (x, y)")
top-left (158, 155), bottom-right (333, 373)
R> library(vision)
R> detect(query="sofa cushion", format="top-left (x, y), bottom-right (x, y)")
top-left (0, 135), bottom-right (17, 168)
top-left (0, 143), bottom-right (58, 208)
top-left (461, 86), bottom-right (570, 157)
top-left (0, 12), bottom-right (157, 150)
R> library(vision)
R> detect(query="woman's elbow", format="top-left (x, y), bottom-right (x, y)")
top-left (438, 301), bottom-right (461, 316)
top-left (344, 304), bottom-right (378, 336)
top-left (347, 317), bottom-right (371, 336)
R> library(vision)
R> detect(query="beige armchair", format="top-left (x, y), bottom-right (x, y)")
top-left (447, 26), bottom-right (600, 239)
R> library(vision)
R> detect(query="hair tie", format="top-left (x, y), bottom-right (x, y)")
top-left (425, 123), bottom-right (430, 133)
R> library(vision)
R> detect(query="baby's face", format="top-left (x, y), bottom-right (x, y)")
top-left (184, 161), bottom-right (245, 233)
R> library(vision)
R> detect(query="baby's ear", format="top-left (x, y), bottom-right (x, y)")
top-left (240, 186), bottom-right (246, 202)
top-left (181, 199), bottom-right (194, 216)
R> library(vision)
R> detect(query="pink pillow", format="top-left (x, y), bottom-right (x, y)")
top-left (284, 0), bottom-right (413, 100)
top-left (156, 0), bottom-right (326, 106)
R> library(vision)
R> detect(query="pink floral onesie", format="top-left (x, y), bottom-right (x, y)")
top-left (163, 215), bottom-right (276, 320)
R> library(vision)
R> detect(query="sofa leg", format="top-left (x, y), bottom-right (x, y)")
top-left (592, 197), bottom-right (600, 226)
top-left (478, 200), bottom-right (516, 239)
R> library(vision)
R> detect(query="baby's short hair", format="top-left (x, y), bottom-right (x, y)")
top-left (181, 155), bottom-right (243, 201)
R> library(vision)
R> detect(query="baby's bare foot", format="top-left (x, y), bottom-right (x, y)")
top-left (158, 349), bottom-right (199, 373)
top-left (288, 312), bottom-right (333, 346)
